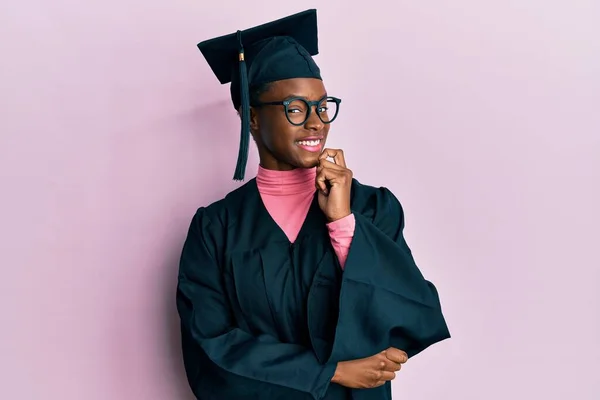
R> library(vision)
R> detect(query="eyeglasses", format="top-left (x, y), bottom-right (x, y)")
top-left (252, 96), bottom-right (341, 126)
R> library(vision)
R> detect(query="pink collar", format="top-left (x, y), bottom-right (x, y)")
top-left (256, 165), bottom-right (317, 195)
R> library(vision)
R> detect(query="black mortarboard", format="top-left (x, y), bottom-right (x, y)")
top-left (198, 9), bottom-right (322, 180)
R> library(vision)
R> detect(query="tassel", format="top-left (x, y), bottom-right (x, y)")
top-left (233, 30), bottom-right (250, 181)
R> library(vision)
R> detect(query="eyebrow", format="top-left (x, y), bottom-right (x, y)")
top-left (283, 93), bottom-right (328, 101)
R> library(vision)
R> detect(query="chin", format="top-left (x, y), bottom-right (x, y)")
top-left (281, 147), bottom-right (321, 169)
top-left (297, 156), bottom-right (320, 169)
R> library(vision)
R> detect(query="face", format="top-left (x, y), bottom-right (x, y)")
top-left (249, 78), bottom-right (331, 171)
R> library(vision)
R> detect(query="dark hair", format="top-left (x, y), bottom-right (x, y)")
top-left (249, 82), bottom-right (272, 106)
top-left (234, 82), bottom-right (272, 117)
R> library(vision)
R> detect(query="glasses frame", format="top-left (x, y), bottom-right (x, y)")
top-left (252, 95), bottom-right (342, 126)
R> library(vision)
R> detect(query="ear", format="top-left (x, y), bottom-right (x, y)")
top-left (249, 106), bottom-right (260, 135)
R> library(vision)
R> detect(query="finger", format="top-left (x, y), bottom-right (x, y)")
top-left (319, 148), bottom-right (346, 168)
top-left (318, 162), bottom-right (352, 189)
top-left (315, 172), bottom-right (328, 193)
top-left (382, 357), bottom-right (401, 372)
top-left (319, 148), bottom-right (347, 168)
top-left (373, 378), bottom-right (394, 388)
top-left (371, 380), bottom-right (387, 388)
top-left (385, 348), bottom-right (409, 364)
top-left (318, 159), bottom-right (347, 172)
top-left (369, 370), bottom-right (395, 388)
top-left (379, 371), bottom-right (396, 382)
top-left (315, 166), bottom-right (340, 194)
top-left (318, 160), bottom-right (353, 186)
top-left (319, 148), bottom-right (338, 161)
top-left (376, 355), bottom-right (400, 372)
top-left (316, 164), bottom-right (348, 187)
top-left (378, 356), bottom-right (400, 372)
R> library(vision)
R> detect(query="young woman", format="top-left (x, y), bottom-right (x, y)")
top-left (176, 9), bottom-right (450, 400)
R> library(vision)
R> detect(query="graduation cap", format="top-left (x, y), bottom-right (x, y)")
top-left (198, 9), bottom-right (322, 180)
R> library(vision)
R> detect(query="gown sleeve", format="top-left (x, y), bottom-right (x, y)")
top-left (176, 208), bottom-right (337, 400)
top-left (327, 187), bottom-right (451, 363)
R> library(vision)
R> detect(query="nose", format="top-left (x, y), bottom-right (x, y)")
top-left (304, 105), bottom-right (324, 131)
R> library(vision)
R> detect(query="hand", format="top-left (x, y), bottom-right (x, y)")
top-left (331, 348), bottom-right (408, 389)
top-left (316, 148), bottom-right (353, 222)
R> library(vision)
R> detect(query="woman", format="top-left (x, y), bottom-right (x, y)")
top-left (176, 9), bottom-right (450, 400)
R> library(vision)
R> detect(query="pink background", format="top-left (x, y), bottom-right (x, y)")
top-left (1, 1), bottom-right (599, 399)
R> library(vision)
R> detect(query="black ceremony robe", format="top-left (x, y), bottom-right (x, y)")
top-left (176, 178), bottom-right (450, 400)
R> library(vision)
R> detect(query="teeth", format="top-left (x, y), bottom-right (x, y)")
top-left (297, 139), bottom-right (321, 146)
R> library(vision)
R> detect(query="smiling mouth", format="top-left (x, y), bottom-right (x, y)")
top-left (296, 139), bottom-right (322, 146)
top-left (294, 138), bottom-right (323, 153)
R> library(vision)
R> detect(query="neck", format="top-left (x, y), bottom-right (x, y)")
top-left (256, 165), bottom-right (317, 195)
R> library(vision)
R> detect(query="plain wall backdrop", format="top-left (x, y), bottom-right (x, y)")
top-left (1, 0), bottom-right (599, 399)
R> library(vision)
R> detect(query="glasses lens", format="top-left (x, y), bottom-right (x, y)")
top-left (284, 97), bottom-right (340, 125)
top-left (317, 97), bottom-right (339, 124)
top-left (285, 99), bottom-right (309, 125)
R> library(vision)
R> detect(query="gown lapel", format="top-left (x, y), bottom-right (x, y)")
top-left (233, 181), bottom-right (342, 364)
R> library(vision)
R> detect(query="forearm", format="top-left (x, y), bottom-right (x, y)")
top-left (327, 213), bottom-right (356, 269)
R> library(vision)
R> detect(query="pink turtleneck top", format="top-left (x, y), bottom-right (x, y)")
top-left (256, 165), bottom-right (355, 269)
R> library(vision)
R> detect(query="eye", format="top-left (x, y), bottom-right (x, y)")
top-left (317, 106), bottom-right (329, 113)
top-left (288, 108), bottom-right (305, 114)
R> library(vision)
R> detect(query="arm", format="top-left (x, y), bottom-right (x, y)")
top-left (327, 187), bottom-right (451, 363)
top-left (176, 208), bottom-right (337, 400)
top-left (327, 213), bottom-right (356, 269)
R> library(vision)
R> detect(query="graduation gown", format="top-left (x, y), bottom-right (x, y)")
top-left (176, 178), bottom-right (450, 400)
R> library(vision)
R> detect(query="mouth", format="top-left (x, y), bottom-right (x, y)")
top-left (295, 137), bottom-right (324, 153)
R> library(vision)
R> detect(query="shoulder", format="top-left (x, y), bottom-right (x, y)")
top-left (350, 178), bottom-right (406, 232)
top-left (197, 179), bottom-right (257, 218)
top-left (188, 179), bottom-right (257, 237)
top-left (350, 178), bottom-right (404, 214)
